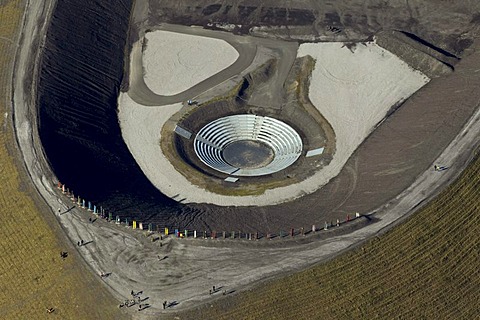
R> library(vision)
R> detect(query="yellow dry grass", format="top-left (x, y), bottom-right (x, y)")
top-left (174, 150), bottom-right (480, 319)
top-left (0, 1), bottom-right (125, 319)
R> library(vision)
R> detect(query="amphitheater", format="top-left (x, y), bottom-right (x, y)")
top-left (10, 0), bottom-right (480, 317)
top-left (193, 114), bottom-right (303, 176)
top-left (120, 29), bottom-right (429, 207)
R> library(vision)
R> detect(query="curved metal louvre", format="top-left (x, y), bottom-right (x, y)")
top-left (194, 115), bottom-right (302, 176)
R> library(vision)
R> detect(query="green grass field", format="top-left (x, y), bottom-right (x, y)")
top-left (174, 150), bottom-right (480, 319)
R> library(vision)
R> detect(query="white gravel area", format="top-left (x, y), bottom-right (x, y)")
top-left (119, 40), bottom-right (429, 206)
top-left (296, 41), bottom-right (430, 195)
top-left (143, 30), bottom-right (239, 96)
top-left (117, 95), bottom-right (200, 199)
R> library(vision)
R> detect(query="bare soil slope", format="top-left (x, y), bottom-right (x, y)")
top-left (149, 0), bottom-right (480, 55)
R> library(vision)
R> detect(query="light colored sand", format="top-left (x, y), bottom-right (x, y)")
top-left (119, 39), bottom-right (429, 206)
top-left (296, 41), bottom-right (430, 196)
top-left (118, 95), bottom-right (195, 198)
top-left (143, 30), bottom-right (239, 96)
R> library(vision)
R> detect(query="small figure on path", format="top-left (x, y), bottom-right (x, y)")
top-left (163, 300), bottom-right (167, 309)
top-left (131, 290), bottom-right (134, 296)
top-left (434, 164), bottom-right (449, 172)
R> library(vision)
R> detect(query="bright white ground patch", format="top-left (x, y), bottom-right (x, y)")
top-left (119, 40), bottom-right (429, 206)
top-left (118, 94), bottom-right (186, 195)
top-left (297, 42), bottom-right (430, 189)
top-left (143, 31), bottom-right (239, 96)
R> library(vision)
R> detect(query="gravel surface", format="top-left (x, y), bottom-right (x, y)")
top-left (143, 30), bottom-right (239, 96)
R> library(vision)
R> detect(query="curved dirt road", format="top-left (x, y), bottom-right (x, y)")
top-left (127, 23), bottom-right (299, 107)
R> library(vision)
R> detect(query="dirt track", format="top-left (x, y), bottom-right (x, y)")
top-left (128, 24), bottom-right (257, 106)
top-left (127, 23), bottom-right (299, 108)
top-left (11, 0), bottom-right (480, 317)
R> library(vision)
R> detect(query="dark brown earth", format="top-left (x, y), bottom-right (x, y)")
top-left (222, 140), bottom-right (275, 169)
top-left (148, 0), bottom-right (480, 55)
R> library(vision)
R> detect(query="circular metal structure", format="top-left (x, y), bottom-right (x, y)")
top-left (194, 115), bottom-right (303, 176)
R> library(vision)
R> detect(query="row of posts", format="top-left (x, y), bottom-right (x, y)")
top-left (57, 181), bottom-right (361, 240)
top-left (58, 181), bottom-right (110, 220)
